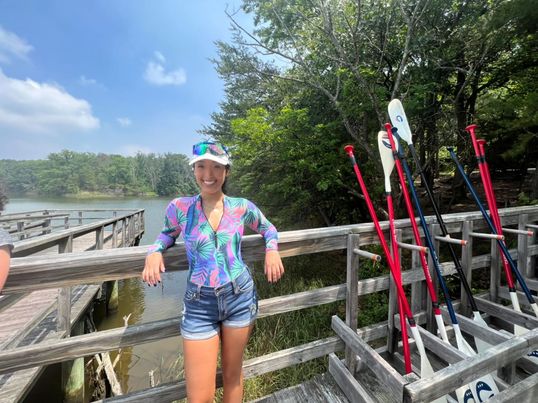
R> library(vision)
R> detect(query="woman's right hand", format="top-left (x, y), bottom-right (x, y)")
top-left (142, 252), bottom-right (165, 286)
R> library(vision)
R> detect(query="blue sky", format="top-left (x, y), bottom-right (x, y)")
top-left (0, 0), bottom-right (250, 160)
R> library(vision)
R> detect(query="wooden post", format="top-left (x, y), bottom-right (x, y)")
top-left (410, 243), bottom-right (424, 315)
top-left (64, 216), bottom-right (70, 229)
top-left (17, 221), bottom-right (24, 240)
top-left (59, 235), bottom-right (73, 254)
top-left (529, 218), bottom-right (538, 280)
top-left (106, 280), bottom-right (120, 313)
top-left (129, 216), bottom-right (134, 245)
top-left (112, 221), bottom-right (118, 248)
top-left (57, 287), bottom-right (72, 333)
top-left (62, 320), bottom-right (85, 403)
top-left (518, 214), bottom-right (530, 278)
top-left (58, 235), bottom-right (73, 333)
top-left (122, 218), bottom-right (127, 248)
top-left (490, 235), bottom-right (501, 303)
top-left (461, 220), bottom-right (474, 316)
top-left (78, 211), bottom-right (83, 226)
top-left (96, 226), bottom-right (104, 250)
top-left (345, 234), bottom-right (360, 374)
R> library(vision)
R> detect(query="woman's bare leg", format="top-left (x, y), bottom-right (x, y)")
top-left (183, 334), bottom-right (220, 403)
top-left (220, 325), bottom-right (253, 403)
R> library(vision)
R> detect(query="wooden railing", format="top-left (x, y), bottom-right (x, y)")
top-left (6, 209), bottom-right (145, 257)
top-left (1, 205), bottom-right (538, 402)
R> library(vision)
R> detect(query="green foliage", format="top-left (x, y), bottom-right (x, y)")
top-left (0, 151), bottom-right (197, 197)
top-left (204, 0), bottom-right (538, 227)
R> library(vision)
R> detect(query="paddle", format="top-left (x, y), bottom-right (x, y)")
top-left (381, 124), bottom-right (449, 344)
top-left (377, 130), bottom-right (412, 374)
top-left (388, 99), bottom-right (499, 401)
top-left (345, 145), bottom-right (445, 402)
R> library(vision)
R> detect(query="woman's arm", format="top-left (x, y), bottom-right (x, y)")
top-left (0, 246), bottom-right (11, 292)
top-left (143, 200), bottom-right (183, 286)
top-left (245, 201), bottom-right (284, 282)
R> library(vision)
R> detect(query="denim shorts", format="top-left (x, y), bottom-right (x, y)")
top-left (180, 269), bottom-right (258, 340)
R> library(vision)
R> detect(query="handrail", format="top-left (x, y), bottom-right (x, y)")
top-left (3, 206), bottom-right (538, 292)
top-left (0, 205), bottom-right (537, 402)
top-left (10, 209), bottom-right (144, 256)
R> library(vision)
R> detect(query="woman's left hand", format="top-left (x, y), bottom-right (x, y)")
top-left (264, 250), bottom-right (284, 283)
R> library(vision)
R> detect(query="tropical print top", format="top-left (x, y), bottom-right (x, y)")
top-left (148, 195), bottom-right (279, 287)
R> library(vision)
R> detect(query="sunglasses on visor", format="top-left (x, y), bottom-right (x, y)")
top-left (192, 141), bottom-right (229, 157)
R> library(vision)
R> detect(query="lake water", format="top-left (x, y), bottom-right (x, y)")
top-left (6, 197), bottom-right (188, 396)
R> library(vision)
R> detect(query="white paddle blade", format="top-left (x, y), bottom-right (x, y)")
top-left (377, 130), bottom-right (397, 192)
top-left (472, 311), bottom-right (494, 353)
top-left (509, 294), bottom-right (538, 362)
top-left (388, 99), bottom-right (413, 145)
top-left (408, 326), bottom-right (447, 402)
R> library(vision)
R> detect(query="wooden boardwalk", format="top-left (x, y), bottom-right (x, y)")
top-left (1, 205), bottom-right (537, 402)
top-left (0, 285), bottom-right (100, 402)
top-left (251, 373), bottom-right (349, 403)
top-left (0, 209), bottom-right (144, 402)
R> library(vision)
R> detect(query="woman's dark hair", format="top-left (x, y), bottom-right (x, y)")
top-left (222, 165), bottom-right (230, 194)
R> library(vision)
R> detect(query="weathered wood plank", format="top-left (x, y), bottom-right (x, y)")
top-left (488, 370), bottom-right (538, 403)
top-left (329, 353), bottom-right (372, 403)
top-left (251, 372), bottom-right (350, 403)
top-left (0, 318), bottom-right (181, 374)
top-left (12, 209), bottom-right (144, 256)
top-left (4, 206), bottom-right (535, 293)
top-left (475, 296), bottom-right (538, 330)
top-left (439, 306), bottom-right (538, 374)
top-left (332, 315), bottom-right (407, 402)
top-left (0, 285), bottom-right (100, 402)
top-left (98, 338), bottom-right (346, 403)
top-left (0, 288), bottom-right (391, 376)
top-left (346, 234), bottom-right (360, 373)
top-left (405, 328), bottom-right (538, 402)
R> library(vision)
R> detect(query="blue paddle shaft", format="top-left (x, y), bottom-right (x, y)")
top-left (447, 147), bottom-right (535, 304)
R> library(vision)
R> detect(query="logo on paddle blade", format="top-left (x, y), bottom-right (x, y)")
top-left (396, 115), bottom-right (404, 122)
top-left (464, 388), bottom-right (476, 403)
top-left (381, 138), bottom-right (392, 150)
top-left (475, 381), bottom-right (494, 402)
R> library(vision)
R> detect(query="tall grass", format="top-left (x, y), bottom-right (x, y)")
top-left (240, 251), bottom-right (388, 401)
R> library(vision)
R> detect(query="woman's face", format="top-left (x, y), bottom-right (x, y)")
top-left (193, 160), bottom-right (228, 195)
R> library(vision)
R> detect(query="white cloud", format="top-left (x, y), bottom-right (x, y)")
top-left (116, 117), bottom-right (132, 127)
top-left (120, 144), bottom-right (153, 156)
top-left (0, 69), bottom-right (100, 134)
top-left (153, 51), bottom-right (166, 64)
top-left (0, 25), bottom-right (33, 64)
top-left (143, 52), bottom-right (186, 86)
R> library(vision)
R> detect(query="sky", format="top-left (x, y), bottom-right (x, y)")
top-left (0, 0), bottom-right (251, 160)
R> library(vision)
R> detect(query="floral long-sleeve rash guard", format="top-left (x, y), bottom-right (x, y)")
top-left (148, 195), bottom-right (279, 287)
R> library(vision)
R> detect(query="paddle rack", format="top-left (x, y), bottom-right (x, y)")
top-left (329, 220), bottom-right (538, 402)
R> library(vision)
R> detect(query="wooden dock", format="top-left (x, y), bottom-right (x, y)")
top-left (0, 209), bottom-right (145, 402)
top-left (1, 205), bottom-right (538, 402)
top-left (251, 373), bottom-right (349, 402)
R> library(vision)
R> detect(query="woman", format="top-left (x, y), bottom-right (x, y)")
top-left (143, 141), bottom-right (284, 402)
